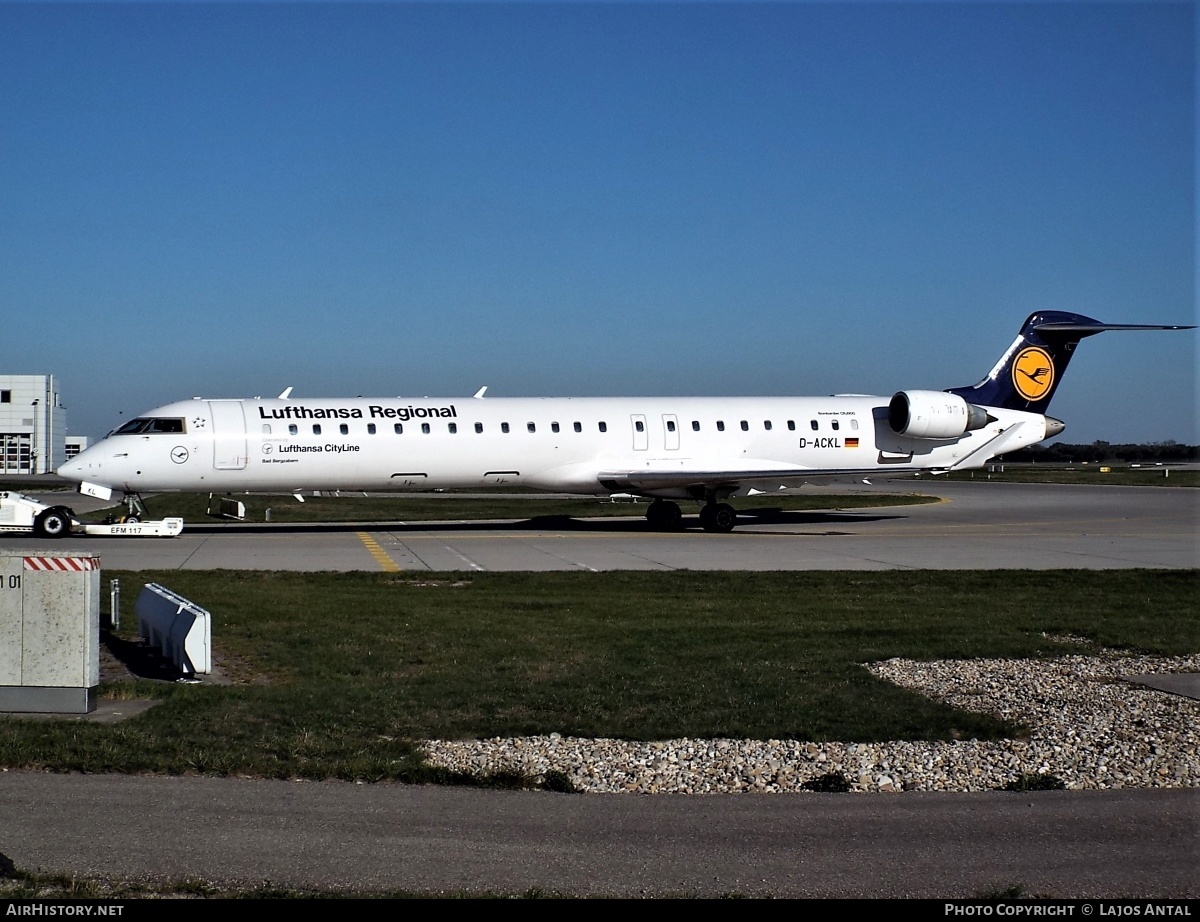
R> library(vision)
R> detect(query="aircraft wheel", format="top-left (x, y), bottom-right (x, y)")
top-left (706, 503), bottom-right (736, 533)
top-left (34, 506), bottom-right (73, 539)
top-left (661, 501), bottom-right (682, 530)
top-left (124, 515), bottom-right (140, 524)
top-left (699, 504), bottom-right (715, 531)
top-left (645, 500), bottom-right (682, 530)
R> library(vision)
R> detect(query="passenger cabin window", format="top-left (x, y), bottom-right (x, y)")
top-left (667, 420), bottom-right (676, 432)
top-left (527, 422), bottom-right (536, 433)
top-left (787, 420), bottom-right (795, 431)
top-left (313, 425), bottom-right (322, 435)
top-left (367, 424), bottom-right (376, 435)
top-left (339, 423), bottom-right (349, 435)
top-left (763, 421), bottom-right (772, 431)
top-left (394, 423), bottom-right (403, 434)
top-left (717, 420), bottom-right (725, 432)
top-left (448, 423), bottom-right (457, 434)
top-left (740, 420), bottom-right (749, 431)
top-left (851, 419), bottom-right (859, 430)
top-left (573, 422), bottom-right (582, 433)
top-left (831, 419), bottom-right (839, 431)
top-left (289, 424), bottom-right (298, 436)
top-left (551, 422), bottom-right (560, 433)
top-left (501, 422), bottom-right (510, 433)
top-left (262, 424), bottom-right (271, 434)
top-left (421, 423), bottom-right (430, 434)
top-left (598, 421), bottom-right (607, 433)
top-left (810, 420), bottom-right (819, 431)
top-left (692, 421), bottom-right (700, 431)
top-left (635, 420), bottom-right (644, 432)
top-left (0, 390), bottom-right (9, 403)
top-left (475, 423), bottom-right (483, 434)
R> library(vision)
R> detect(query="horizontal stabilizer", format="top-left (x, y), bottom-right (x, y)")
top-left (1033, 321), bottom-right (1195, 334)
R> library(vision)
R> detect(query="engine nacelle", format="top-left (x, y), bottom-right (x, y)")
top-left (888, 390), bottom-right (990, 439)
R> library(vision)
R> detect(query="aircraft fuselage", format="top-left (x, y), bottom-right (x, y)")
top-left (61, 394), bottom-right (1049, 499)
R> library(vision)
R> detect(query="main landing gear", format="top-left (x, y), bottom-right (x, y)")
top-left (645, 499), bottom-right (683, 530)
top-left (644, 498), bottom-right (738, 533)
top-left (698, 501), bottom-right (737, 533)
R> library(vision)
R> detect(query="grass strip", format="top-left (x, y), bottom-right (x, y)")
top-left (0, 570), bottom-right (1193, 781)
top-left (938, 467), bottom-right (1197, 487)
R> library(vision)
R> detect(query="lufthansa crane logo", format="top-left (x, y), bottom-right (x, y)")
top-left (1012, 346), bottom-right (1055, 401)
top-left (170, 446), bottom-right (189, 464)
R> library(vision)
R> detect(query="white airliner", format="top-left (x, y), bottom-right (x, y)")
top-left (57, 312), bottom-right (1191, 533)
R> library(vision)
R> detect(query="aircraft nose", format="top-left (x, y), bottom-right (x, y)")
top-left (57, 443), bottom-right (103, 481)
top-left (57, 451), bottom-right (87, 479)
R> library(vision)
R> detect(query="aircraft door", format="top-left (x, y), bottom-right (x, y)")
top-left (630, 414), bottom-right (648, 451)
top-left (208, 400), bottom-right (248, 470)
top-left (662, 414), bottom-right (679, 451)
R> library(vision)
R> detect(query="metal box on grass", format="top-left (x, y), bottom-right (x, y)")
top-left (0, 552), bottom-right (100, 714)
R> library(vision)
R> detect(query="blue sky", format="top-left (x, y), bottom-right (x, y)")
top-left (1, 1), bottom-right (1194, 443)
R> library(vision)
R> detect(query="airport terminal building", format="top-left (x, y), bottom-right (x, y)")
top-left (0, 374), bottom-right (69, 475)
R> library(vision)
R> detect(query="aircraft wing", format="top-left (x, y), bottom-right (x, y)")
top-left (596, 463), bottom-right (888, 494)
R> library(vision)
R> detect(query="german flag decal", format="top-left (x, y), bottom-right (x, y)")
top-left (846, 437), bottom-right (859, 448)
top-left (1012, 346), bottom-right (1055, 402)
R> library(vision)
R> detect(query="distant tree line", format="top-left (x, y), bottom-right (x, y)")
top-left (1001, 441), bottom-right (1199, 463)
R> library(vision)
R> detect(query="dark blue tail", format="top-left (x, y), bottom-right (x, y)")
top-left (947, 311), bottom-right (1193, 413)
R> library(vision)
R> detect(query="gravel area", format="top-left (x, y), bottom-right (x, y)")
top-left (422, 643), bottom-right (1200, 793)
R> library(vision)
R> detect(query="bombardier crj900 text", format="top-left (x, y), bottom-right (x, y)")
top-left (58, 312), bottom-right (1192, 534)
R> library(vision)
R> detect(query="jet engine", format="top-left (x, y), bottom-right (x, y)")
top-left (888, 390), bottom-right (990, 439)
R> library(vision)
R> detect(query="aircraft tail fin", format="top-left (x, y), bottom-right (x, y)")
top-left (946, 311), bottom-right (1193, 413)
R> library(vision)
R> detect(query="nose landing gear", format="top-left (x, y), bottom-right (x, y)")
top-left (103, 493), bottom-right (148, 525)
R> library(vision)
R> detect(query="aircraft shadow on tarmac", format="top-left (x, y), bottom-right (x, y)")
top-left (177, 509), bottom-right (909, 536)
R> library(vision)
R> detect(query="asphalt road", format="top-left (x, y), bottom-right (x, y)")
top-left (6, 481), bottom-right (1197, 571)
top-left (2, 774), bottom-right (1196, 897)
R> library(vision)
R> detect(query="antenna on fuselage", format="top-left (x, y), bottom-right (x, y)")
top-left (278, 387), bottom-right (293, 399)
top-left (473, 386), bottom-right (488, 399)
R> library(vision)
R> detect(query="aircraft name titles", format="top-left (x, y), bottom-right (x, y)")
top-left (258, 404), bottom-right (458, 422)
top-left (277, 443), bottom-right (360, 454)
top-left (369, 404), bottom-right (457, 421)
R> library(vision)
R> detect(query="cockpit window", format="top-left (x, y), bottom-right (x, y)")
top-left (111, 417), bottom-right (186, 435)
top-left (112, 418), bottom-right (151, 435)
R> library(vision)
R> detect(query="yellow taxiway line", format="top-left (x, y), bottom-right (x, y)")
top-left (356, 531), bottom-right (400, 571)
